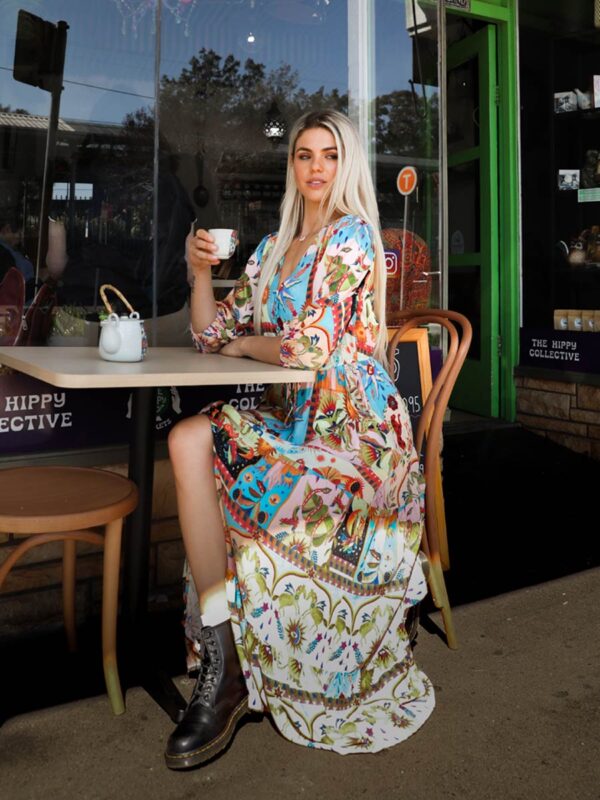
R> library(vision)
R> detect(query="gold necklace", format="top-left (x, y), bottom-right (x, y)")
top-left (297, 221), bottom-right (327, 242)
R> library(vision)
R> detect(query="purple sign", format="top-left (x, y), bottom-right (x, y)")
top-left (0, 372), bottom-right (131, 454)
top-left (520, 328), bottom-right (600, 373)
top-left (0, 372), bottom-right (265, 456)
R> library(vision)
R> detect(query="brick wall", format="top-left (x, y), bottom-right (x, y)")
top-left (516, 377), bottom-right (600, 460)
top-left (0, 459), bottom-right (185, 637)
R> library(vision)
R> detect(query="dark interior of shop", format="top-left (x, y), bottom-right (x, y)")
top-left (520, 0), bottom-right (600, 326)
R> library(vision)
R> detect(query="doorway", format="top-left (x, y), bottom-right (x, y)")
top-left (447, 20), bottom-right (500, 417)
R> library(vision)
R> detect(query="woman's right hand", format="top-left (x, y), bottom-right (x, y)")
top-left (186, 228), bottom-right (221, 272)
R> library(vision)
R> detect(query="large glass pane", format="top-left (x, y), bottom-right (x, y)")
top-left (447, 56), bottom-right (479, 156)
top-left (0, 0), bottom-right (441, 456)
top-left (155, 0), bottom-right (350, 287)
top-left (0, 2), bottom-right (157, 456)
top-left (0, 1), bottom-right (156, 337)
top-left (448, 159), bottom-right (481, 254)
top-left (155, 0), bottom-right (440, 318)
top-left (377, 0), bottom-right (441, 320)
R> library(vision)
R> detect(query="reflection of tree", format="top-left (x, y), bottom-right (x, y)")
top-left (116, 48), bottom-right (439, 308)
top-left (377, 91), bottom-right (439, 158)
top-left (124, 48), bottom-right (347, 156)
top-left (124, 47), bottom-right (436, 166)
top-left (0, 104), bottom-right (30, 115)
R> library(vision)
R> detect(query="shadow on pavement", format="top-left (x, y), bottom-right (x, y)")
top-left (2, 426), bottom-right (599, 720)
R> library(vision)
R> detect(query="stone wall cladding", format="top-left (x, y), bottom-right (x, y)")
top-left (0, 459), bottom-right (184, 636)
top-left (516, 376), bottom-right (600, 460)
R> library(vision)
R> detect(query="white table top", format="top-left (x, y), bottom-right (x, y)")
top-left (0, 347), bottom-right (315, 389)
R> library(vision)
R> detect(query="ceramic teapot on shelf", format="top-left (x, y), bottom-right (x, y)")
top-left (557, 230), bottom-right (588, 267)
top-left (568, 238), bottom-right (587, 266)
top-left (98, 284), bottom-right (147, 362)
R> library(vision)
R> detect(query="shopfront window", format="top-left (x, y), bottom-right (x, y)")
top-left (0, 0), bottom-right (441, 456)
top-left (0, 1), bottom-right (157, 333)
top-left (154, 0), bottom-right (440, 317)
top-left (519, 0), bottom-right (600, 373)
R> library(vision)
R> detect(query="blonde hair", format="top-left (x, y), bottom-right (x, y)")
top-left (254, 108), bottom-right (388, 365)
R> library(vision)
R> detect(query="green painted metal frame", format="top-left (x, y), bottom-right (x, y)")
top-left (448, 25), bottom-right (499, 416)
top-left (447, 0), bottom-right (520, 421)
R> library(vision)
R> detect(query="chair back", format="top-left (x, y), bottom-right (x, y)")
top-left (387, 309), bottom-right (472, 564)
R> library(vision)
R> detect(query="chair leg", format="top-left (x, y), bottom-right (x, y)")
top-left (63, 539), bottom-right (78, 652)
top-left (425, 553), bottom-right (458, 650)
top-left (433, 468), bottom-right (451, 572)
top-left (102, 518), bottom-right (125, 715)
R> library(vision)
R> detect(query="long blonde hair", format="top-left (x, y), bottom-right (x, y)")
top-left (254, 109), bottom-right (388, 365)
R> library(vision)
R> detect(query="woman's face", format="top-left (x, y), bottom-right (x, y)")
top-left (292, 127), bottom-right (338, 210)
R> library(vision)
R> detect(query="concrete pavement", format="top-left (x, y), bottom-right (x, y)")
top-left (2, 567), bottom-right (599, 800)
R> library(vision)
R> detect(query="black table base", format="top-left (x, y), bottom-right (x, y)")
top-left (122, 386), bottom-right (187, 722)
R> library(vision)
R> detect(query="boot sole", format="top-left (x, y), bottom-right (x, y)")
top-left (164, 697), bottom-right (250, 770)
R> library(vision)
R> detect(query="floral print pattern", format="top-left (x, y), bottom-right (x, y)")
top-left (185, 215), bottom-right (434, 754)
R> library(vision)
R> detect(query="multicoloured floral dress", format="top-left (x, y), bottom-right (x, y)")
top-left (185, 214), bottom-right (435, 753)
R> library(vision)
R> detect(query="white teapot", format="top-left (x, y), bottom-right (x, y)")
top-left (98, 285), bottom-right (147, 362)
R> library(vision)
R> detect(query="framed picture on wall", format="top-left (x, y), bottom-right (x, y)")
top-left (554, 91), bottom-right (577, 113)
top-left (558, 169), bottom-right (580, 190)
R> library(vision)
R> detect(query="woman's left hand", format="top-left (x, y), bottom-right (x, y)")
top-left (220, 335), bottom-right (283, 364)
top-left (220, 339), bottom-right (246, 358)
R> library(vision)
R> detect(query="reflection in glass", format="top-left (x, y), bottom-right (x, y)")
top-left (448, 160), bottom-right (481, 254)
top-left (0, 0), bottom-right (157, 343)
top-left (447, 57), bottom-right (479, 155)
top-left (155, 0), bottom-right (440, 309)
top-left (0, 0), bottom-right (441, 347)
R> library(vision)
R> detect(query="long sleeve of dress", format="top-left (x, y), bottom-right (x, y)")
top-left (192, 234), bottom-right (272, 352)
top-left (278, 218), bottom-right (374, 370)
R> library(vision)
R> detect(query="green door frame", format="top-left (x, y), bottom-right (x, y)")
top-left (448, 25), bottom-right (499, 416)
top-left (446, 0), bottom-right (520, 421)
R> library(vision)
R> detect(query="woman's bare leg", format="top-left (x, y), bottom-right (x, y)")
top-left (165, 413), bottom-right (249, 771)
top-left (168, 414), bottom-right (227, 614)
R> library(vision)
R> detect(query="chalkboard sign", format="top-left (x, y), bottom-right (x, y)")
top-left (389, 326), bottom-right (449, 569)
top-left (389, 327), bottom-right (432, 436)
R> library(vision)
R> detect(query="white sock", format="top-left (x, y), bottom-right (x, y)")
top-left (199, 582), bottom-right (229, 628)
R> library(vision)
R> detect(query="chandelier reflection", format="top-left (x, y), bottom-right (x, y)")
top-left (112, 0), bottom-right (198, 37)
top-left (263, 102), bottom-right (287, 145)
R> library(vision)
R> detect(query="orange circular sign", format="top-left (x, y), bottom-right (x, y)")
top-left (397, 166), bottom-right (418, 196)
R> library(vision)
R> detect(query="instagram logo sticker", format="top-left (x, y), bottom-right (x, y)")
top-left (385, 250), bottom-right (399, 276)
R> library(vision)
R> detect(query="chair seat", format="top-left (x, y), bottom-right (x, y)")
top-left (0, 466), bottom-right (138, 534)
top-left (0, 465), bottom-right (138, 714)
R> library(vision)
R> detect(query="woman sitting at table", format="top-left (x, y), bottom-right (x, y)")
top-left (165, 109), bottom-right (434, 769)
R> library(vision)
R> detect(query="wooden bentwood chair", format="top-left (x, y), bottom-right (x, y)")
top-left (0, 466), bottom-right (138, 714)
top-left (388, 309), bottom-right (472, 650)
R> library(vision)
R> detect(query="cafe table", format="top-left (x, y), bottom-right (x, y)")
top-left (0, 346), bottom-right (315, 719)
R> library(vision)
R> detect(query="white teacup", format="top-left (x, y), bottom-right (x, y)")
top-left (209, 228), bottom-right (238, 260)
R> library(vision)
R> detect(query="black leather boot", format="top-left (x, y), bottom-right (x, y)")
top-left (165, 620), bottom-right (250, 770)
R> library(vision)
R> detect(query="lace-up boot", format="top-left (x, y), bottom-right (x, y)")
top-left (165, 620), bottom-right (249, 769)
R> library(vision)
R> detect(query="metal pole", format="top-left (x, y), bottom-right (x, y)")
top-left (151, 0), bottom-right (161, 342)
top-left (35, 20), bottom-right (68, 287)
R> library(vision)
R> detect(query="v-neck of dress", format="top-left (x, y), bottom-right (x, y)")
top-left (275, 220), bottom-right (333, 292)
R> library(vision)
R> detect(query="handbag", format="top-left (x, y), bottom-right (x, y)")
top-left (14, 277), bottom-right (58, 346)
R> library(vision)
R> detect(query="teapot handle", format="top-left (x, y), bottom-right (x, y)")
top-left (100, 284), bottom-right (137, 317)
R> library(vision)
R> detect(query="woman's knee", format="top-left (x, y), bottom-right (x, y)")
top-left (168, 414), bottom-right (213, 468)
